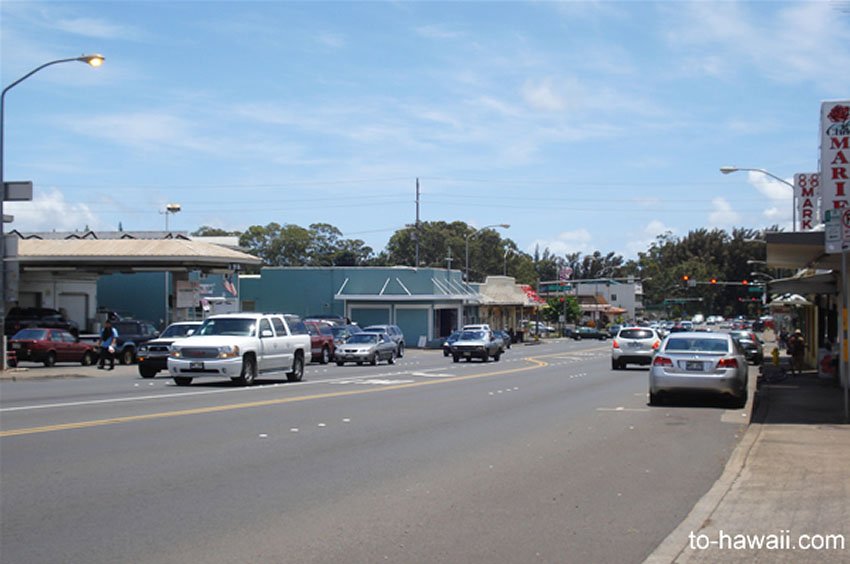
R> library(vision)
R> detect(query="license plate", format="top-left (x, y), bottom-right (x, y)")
top-left (686, 361), bottom-right (703, 371)
top-left (463, 352), bottom-right (472, 357)
top-left (190, 361), bottom-right (204, 370)
top-left (12, 343), bottom-right (21, 349)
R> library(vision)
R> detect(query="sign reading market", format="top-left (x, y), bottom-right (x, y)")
top-left (821, 100), bottom-right (850, 249)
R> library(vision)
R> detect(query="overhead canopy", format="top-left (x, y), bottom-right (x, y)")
top-left (16, 238), bottom-right (261, 274)
top-left (768, 271), bottom-right (839, 296)
top-left (765, 230), bottom-right (841, 270)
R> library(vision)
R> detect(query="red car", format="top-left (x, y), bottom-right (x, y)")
top-left (304, 320), bottom-right (336, 364)
top-left (7, 328), bottom-right (98, 367)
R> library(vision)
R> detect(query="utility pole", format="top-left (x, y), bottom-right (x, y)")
top-left (414, 178), bottom-right (420, 268)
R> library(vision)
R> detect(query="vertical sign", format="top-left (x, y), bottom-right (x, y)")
top-left (820, 101), bottom-right (850, 240)
top-left (794, 173), bottom-right (820, 231)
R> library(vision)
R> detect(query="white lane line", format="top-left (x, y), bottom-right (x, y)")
top-left (596, 407), bottom-right (650, 412)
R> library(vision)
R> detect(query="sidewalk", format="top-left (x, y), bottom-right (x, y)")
top-left (646, 370), bottom-right (850, 563)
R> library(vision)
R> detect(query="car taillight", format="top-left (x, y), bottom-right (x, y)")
top-left (653, 356), bottom-right (673, 366)
top-left (612, 340), bottom-right (620, 349)
top-left (652, 340), bottom-right (660, 350)
top-left (717, 358), bottom-right (738, 368)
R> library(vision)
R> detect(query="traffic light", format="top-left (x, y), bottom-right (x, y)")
top-left (682, 274), bottom-right (690, 286)
top-left (742, 279), bottom-right (749, 285)
top-left (710, 277), bottom-right (718, 284)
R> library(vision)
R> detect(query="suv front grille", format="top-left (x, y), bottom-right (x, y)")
top-left (180, 347), bottom-right (220, 359)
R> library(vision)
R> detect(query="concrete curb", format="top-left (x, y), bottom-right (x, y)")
top-left (644, 368), bottom-right (761, 563)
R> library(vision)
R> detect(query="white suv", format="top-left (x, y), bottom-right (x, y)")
top-left (611, 327), bottom-right (662, 370)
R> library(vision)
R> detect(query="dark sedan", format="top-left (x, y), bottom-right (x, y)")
top-left (7, 328), bottom-right (97, 367)
top-left (571, 326), bottom-right (609, 341)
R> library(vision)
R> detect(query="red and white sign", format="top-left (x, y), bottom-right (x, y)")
top-left (794, 173), bottom-right (820, 231)
top-left (820, 100), bottom-right (850, 245)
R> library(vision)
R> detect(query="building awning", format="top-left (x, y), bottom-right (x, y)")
top-left (765, 230), bottom-right (842, 270)
top-left (768, 271), bottom-right (839, 296)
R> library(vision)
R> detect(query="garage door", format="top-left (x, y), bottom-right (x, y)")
top-left (350, 306), bottom-right (390, 328)
top-left (396, 308), bottom-right (428, 348)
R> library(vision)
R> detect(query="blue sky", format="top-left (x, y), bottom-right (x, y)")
top-left (2, 1), bottom-right (849, 259)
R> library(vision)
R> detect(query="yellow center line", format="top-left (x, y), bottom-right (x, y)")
top-left (1, 357), bottom-right (550, 437)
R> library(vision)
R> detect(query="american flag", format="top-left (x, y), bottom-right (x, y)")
top-left (223, 274), bottom-right (237, 296)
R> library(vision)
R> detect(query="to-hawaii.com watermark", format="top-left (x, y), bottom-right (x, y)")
top-left (689, 530), bottom-right (846, 551)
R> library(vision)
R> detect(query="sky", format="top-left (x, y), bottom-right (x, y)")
top-left (2, 1), bottom-right (849, 260)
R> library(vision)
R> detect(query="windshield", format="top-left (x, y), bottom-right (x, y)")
top-left (665, 337), bottom-right (729, 353)
top-left (196, 318), bottom-right (256, 337)
top-left (160, 324), bottom-right (199, 338)
top-left (347, 333), bottom-right (378, 344)
top-left (12, 328), bottom-right (48, 340)
top-left (459, 330), bottom-right (485, 340)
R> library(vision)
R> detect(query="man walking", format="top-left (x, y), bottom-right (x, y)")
top-left (98, 319), bottom-right (118, 370)
top-left (787, 328), bottom-right (806, 376)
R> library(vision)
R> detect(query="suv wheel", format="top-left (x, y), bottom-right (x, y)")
top-left (139, 365), bottom-right (158, 379)
top-left (320, 346), bottom-right (330, 365)
top-left (287, 353), bottom-right (304, 382)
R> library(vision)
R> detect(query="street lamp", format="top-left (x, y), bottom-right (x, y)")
top-left (503, 248), bottom-right (519, 276)
top-left (720, 166), bottom-right (796, 230)
top-left (464, 223), bottom-right (509, 282)
top-left (1, 54), bottom-right (104, 368)
top-left (163, 203), bottom-right (182, 231)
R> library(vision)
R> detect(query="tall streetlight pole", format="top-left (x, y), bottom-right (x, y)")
top-left (503, 248), bottom-right (519, 276)
top-left (1, 54), bottom-right (104, 368)
top-left (464, 223), bottom-right (509, 283)
top-left (720, 166), bottom-right (796, 230)
top-left (161, 203), bottom-right (181, 327)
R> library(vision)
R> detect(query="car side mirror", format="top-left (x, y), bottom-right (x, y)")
top-left (261, 329), bottom-right (274, 338)
top-left (187, 329), bottom-right (195, 336)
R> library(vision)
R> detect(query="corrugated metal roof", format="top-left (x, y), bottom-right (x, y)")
top-left (18, 239), bottom-right (261, 266)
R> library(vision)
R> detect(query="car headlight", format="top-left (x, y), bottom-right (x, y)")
top-left (138, 345), bottom-right (148, 353)
top-left (218, 345), bottom-right (240, 359)
top-left (170, 348), bottom-right (182, 358)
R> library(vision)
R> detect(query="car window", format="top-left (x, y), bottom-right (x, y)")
top-left (197, 318), bottom-right (256, 336)
top-left (348, 333), bottom-right (378, 344)
top-left (619, 329), bottom-right (653, 339)
top-left (666, 338), bottom-right (729, 353)
top-left (288, 320), bottom-right (308, 336)
top-left (61, 331), bottom-right (76, 343)
top-left (305, 323), bottom-right (319, 336)
top-left (14, 328), bottom-right (47, 340)
top-left (259, 318), bottom-right (273, 337)
top-left (319, 325), bottom-right (333, 336)
top-left (270, 317), bottom-right (286, 336)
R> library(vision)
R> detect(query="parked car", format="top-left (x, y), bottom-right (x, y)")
top-left (4, 307), bottom-right (79, 337)
top-left (649, 331), bottom-right (748, 407)
top-left (449, 329), bottom-right (502, 363)
top-left (112, 320), bottom-right (160, 365)
top-left (729, 330), bottom-right (764, 365)
top-left (304, 320), bottom-right (336, 364)
top-left (335, 332), bottom-right (397, 366)
top-left (362, 324), bottom-right (405, 357)
top-left (611, 327), bottom-right (661, 369)
top-left (493, 329), bottom-right (512, 350)
top-left (330, 324), bottom-right (363, 347)
top-left (305, 314), bottom-right (348, 326)
top-left (136, 322), bottom-right (202, 378)
top-left (442, 330), bottom-right (461, 357)
top-left (571, 326), bottom-right (609, 340)
top-left (7, 328), bottom-right (97, 367)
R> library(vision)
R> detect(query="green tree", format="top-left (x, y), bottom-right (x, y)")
top-left (192, 225), bottom-right (241, 237)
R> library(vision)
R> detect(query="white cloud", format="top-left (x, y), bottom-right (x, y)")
top-left (625, 220), bottom-right (676, 256)
top-left (521, 78), bottom-right (566, 112)
top-left (415, 24), bottom-right (464, 40)
top-left (51, 16), bottom-right (140, 39)
top-left (6, 189), bottom-right (98, 232)
top-left (708, 197), bottom-right (742, 227)
top-left (528, 228), bottom-right (593, 255)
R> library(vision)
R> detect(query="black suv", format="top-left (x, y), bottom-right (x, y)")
top-left (112, 320), bottom-right (160, 365)
top-left (5, 307), bottom-right (79, 337)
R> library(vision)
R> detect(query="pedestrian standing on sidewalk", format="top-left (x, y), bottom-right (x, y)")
top-left (97, 319), bottom-right (118, 370)
top-left (787, 328), bottom-right (806, 376)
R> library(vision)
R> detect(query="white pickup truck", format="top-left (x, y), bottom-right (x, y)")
top-left (167, 313), bottom-right (311, 386)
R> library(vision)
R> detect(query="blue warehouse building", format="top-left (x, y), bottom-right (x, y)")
top-left (239, 267), bottom-right (481, 347)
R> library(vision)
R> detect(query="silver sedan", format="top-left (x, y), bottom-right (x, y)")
top-left (334, 332), bottom-right (397, 366)
top-left (649, 331), bottom-right (748, 407)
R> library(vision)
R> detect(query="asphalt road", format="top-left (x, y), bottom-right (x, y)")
top-left (0, 339), bottom-right (750, 563)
